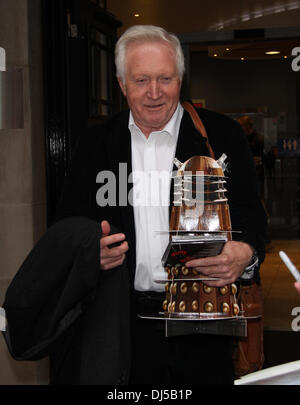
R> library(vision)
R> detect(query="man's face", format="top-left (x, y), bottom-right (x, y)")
top-left (118, 40), bottom-right (182, 137)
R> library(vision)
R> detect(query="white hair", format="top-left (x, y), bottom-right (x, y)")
top-left (115, 25), bottom-right (185, 83)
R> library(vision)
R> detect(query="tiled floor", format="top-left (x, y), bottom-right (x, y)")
top-left (261, 239), bottom-right (300, 331)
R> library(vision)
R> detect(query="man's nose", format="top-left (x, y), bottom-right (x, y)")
top-left (147, 80), bottom-right (161, 99)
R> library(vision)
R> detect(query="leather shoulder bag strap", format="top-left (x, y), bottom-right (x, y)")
top-left (182, 101), bottom-right (215, 160)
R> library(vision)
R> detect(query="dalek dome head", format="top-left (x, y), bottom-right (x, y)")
top-left (177, 156), bottom-right (224, 177)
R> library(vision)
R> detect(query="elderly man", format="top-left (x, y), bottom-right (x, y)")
top-left (86, 25), bottom-right (265, 384)
top-left (3, 25), bottom-right (266, 385)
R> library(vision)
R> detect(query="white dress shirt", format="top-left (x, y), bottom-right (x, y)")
top-left (129, 103), bottom-right (184, 291)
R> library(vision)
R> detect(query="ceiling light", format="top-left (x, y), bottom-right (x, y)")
top-left (265, 51), bottom-right (280, 55)
top-left (287, 1), bottom-right (300, 11)
top-left (241, 14), bottom-right (251, 22)
top-left (213, 53), bottom-right (218, 57)
top-left (253, 11), bottom-right (263, 18)
top-left (134, 13), bottom-right (140, 17)
top-left (226, 48), bottom-right (230, 51)
top-left (241, 57), bottom-right (245, 60)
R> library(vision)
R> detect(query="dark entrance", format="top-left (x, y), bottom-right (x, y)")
top-left (42, 0), bottom-right (122, 223)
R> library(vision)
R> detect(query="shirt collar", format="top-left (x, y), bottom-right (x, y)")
top-left (128, 103), bottom-right (184, 140)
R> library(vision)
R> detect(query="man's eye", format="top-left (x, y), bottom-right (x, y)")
top-left (160, 77), bottom-right (172, 83)
top-left (136, 78), bottom-right (148, 85)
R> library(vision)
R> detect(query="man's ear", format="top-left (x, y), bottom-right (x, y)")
top-left (117, 77), bottom-right (127, 96)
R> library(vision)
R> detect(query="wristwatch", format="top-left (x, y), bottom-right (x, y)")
top-left (239, 251), bottom-right (259, 280)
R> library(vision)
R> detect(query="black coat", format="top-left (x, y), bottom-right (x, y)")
top-left (2, 106), bottom-right (267, 385)
top-left (2, 217), bottom-right (131, 385)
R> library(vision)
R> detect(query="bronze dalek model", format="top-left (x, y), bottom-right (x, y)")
top-left (161, 155), bottom-right (240, 319)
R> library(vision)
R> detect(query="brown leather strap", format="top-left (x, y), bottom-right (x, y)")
top-left (182, 101), bottom-right (215, 160)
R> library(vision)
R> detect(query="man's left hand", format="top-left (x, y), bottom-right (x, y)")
top-left (185, 241), bottom-right (254, 287)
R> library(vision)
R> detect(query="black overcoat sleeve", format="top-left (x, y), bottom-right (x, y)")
top-left (2, 217), bottom-right (101, 361)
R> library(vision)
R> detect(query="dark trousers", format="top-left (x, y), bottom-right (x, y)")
top-left (129, 292), bottom-right (235, 385)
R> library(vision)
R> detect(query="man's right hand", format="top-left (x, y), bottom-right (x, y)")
top-left (100, 220), bottom-right (129, 270)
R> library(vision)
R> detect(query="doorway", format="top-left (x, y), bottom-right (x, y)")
top-left (41, 0), bottom-right (122, 223)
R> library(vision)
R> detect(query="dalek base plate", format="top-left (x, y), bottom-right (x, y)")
top-left (137, 277), bottom-right (260, 337)
top-left (138, 312), bottom-right (248, 337)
